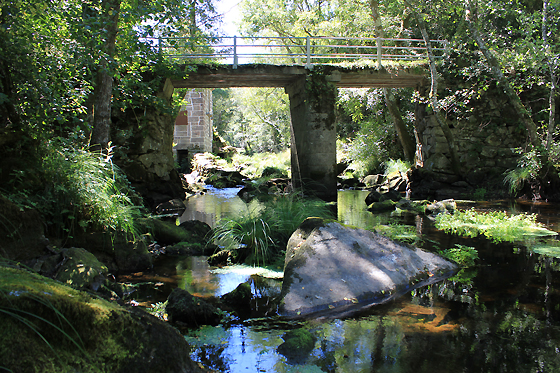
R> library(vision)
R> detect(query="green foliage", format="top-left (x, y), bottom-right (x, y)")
top-left (504, 148), bottom-right (541, 195)
top-left (374, 224), bottom-right (419, 244)
top-left (473, 188), bottom-right (487, 201)
top-left (229, 150), bottom-right (291, 179)
top-left (383, 159), bottom-right (411, 176)
top-left (435, 208), bottom-right (557, 243)
top-left (211, 195), bottom-right (334, 265)
top-left (439, 244), bottom-right (479, 267)
top-left (213, 88), bottom-right (291, 153)
top-left (39, 141), bottom-right (144, 240)
top-left (337, 88), bottom-right (412, 177)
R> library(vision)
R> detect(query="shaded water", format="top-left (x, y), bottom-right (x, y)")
top-left (126, 188), bottom-right (560, 372)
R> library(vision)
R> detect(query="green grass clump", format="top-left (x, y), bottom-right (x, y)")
top-left (439, 244), bottom-right (479, 267)
top-left (40, 142), bottom-right (144, 240)
top-left (211, 195), bottom-right (334, 266)
top-left (435, 208), bottom-right (557, 243)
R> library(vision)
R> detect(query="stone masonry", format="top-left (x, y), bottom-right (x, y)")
top-left (174, 89), bottom-right (213, 153)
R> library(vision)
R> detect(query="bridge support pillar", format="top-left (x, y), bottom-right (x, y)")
top-left (285, 72), bottom-right (338, 201)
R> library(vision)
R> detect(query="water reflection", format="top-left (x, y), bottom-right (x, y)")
top-left (130, 189), bottom-right (560, 371)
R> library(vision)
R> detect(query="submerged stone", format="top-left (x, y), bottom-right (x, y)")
top-left (277, 328), bottom-right (316, 364)
top-left (280, 218), bottom-right (457, 318)
top-left (166, 288), bottom-right (222, 328)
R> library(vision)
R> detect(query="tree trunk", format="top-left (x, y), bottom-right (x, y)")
top-left (90, 0), bottom-right (120, 151)
top-left (384, 88), bottom-right (415, 161)
top-left (416, 12), bottom-right (461, 174)
top-left (369, 0), bottom-right (416, 162)
top-left (543, 0), bottom-right (557, 152)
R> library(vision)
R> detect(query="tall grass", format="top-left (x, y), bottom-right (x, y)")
top-left (41, 141), bottom-right (144, 240)
top-left (211, 195), bottom-right (334, 266)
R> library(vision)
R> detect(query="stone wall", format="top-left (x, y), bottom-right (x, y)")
top-left (174, 89), bottom-right (213, 153)
top-left (415, 85), bottom-right (527, 188)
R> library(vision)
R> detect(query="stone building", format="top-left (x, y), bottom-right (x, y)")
top-left (174, 89), bottom-right (213, 166)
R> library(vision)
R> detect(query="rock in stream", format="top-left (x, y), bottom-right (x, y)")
top-left (280, 218), bottom-right (457, 318)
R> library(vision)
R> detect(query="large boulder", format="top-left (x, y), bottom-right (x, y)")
top-left (280, 218), bottom-right (457, 318)
top-left (0, 265), bottom-right (206, 373)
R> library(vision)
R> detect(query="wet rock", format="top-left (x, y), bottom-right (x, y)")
top-left (220, 282), bottom-right (253, 313)
top-left (337, 176), bottom-right (364, 189)
top-left (166, 288), bottom-right (222, 328)
top-left (54, 248), bottom-right (108, 291)
top-left (179, 220), bottom-right (212, 240)
top-left (154, 199), bottom-right (186, 216)
top-left (208, 250), bottom-right (232, 266)
top-left (367, 199), bottom-right (396, 213)
top-left (0, 266), bottom-right (205, 373)
top-left (363, 174), bottom-right (382, 188)
top-left (114, 239), bottom-right (153, 273)
top-left (425, 199), bottom-right (457, 214)
top-left (396, 199), bottom-right (429, 214)
top-left (280, 218), bottom-right (457, 318)
top-left (277, 328), bottom-right (316, 364)
top-left (365, 190), bottom-right (383, 205)
top-left (139, 217), bottom-right (205, 246)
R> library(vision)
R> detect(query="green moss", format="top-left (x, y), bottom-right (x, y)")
top-left (0, 265), bottom-right (200, 373)
top-left (277, 328), bottom-right (316, 362)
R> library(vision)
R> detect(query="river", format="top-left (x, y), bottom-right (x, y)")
top-left (122, 188), bottom-right (560, 372)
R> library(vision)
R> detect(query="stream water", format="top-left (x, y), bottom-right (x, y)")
top-left (122, 188), bottom-right (560, 372)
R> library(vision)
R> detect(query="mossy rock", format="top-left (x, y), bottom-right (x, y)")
top-left (220, 282), bottom-right (252, 310)
top-left (138, 217), bottom-right (194, 245)
top-left (277, 328), bottom-right (316, 363)
top-left (367, 199), bottom-right (396, 213)
top-left (165, 288), bottom-right (222, 328)
top-left (0, 265), bottom-right (206, 373)
top-left (54, 248), bottom-right (108, 291)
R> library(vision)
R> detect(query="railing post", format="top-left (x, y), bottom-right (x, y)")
top-left (158, 37), bottom-right (162, 56)
top-left (305, 36), bottom-right (311, 69)
top-left (233, 36), bottom-right (238, 69)
top-left (376, 37), bottom-right (382, 68)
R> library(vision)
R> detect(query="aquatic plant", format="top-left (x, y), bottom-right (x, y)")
top-left (439, 244), bottom-right (479, 267)
top-left (211, 195), bottom-right (334, 265)
top-left (435, 208), bottom-right (557, 243)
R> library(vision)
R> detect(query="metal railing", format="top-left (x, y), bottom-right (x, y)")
top-left (141, 36), bottom-right (447, 68)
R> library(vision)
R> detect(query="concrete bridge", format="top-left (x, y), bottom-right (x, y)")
top-left (171, 64), bottom-right (428, 200)
top-left (157, 36), bottom-right (441, 199)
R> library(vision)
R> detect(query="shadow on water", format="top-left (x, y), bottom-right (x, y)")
top-left (123, 189), bottom-right (560, 372)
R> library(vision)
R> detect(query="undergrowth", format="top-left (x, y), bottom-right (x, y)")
top-left (435, 208), bottom-right (557, 243)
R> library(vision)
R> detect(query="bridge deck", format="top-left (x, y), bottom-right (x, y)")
top-left (171, 64), bottom-right (428, 89)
